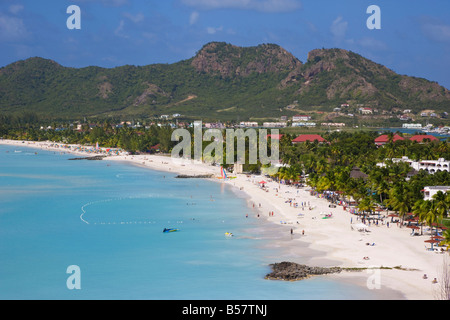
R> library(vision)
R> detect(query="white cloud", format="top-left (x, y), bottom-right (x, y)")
top-left (189, 11), bottom-right (199, 25)
top-left (123, 12), bottom-right (145, 23)
top-left (114, 20), bottom-right (129, 38)
top-left (0, 13), bottom-right (28, 41)
top-left (206, 26), bottom-right (223, 34)
top-left (9, 4), bottom-right (24, 14)
top-left (330, 16), bottom-right (348, 39)
top-left (181, 0), bottom-right (301, 13)
top-left (420, 18), bottom-right (450, 43)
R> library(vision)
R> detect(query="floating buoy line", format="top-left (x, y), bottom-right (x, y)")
top-left (79, 196), bottom-right (185, 226)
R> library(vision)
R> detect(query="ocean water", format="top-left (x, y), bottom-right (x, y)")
top-left (377, 128), bottom-right (449, 140)
top-left (0, 145), bottom-right (386, 300)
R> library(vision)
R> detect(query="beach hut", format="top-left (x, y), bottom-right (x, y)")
top-left (349, 166), bottom-right (368, 180)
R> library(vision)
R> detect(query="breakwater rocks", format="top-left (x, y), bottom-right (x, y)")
top-left (265, 262), bottom-right (342, 281)
top-left (68, 156), bottom-right (106, 161)
top-left (175, 174), bottom-right (214, 179)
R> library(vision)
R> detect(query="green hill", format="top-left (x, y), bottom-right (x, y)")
top-left (0, 42), bottom-right (449, 120)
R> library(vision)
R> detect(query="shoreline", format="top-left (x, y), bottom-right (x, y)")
top-left (1, 139), bottom-right (447, 300)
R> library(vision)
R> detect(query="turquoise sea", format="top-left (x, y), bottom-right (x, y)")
top-left (0, 144), bottom-right (387, 300)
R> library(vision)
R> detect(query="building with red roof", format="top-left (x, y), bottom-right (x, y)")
top-left (374, 134), bottom-right (405, 146)
top-left (292, 134), bottom-right (326, 144)
top-left (409, 135), bottom-right (439, 143)
top-left (266, 134), bottom-right (284, 140)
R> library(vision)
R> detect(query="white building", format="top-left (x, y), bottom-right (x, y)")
top-left (378, 157), bottom-right (449, 174)
top-left (292, 115), bottom-right (311, 122)
top-left (414, 158), bottom-right (449, 173)
top-left (402, 123), bottom-right (422, 129)
top-left (292, 122), bottom-right (316, 127)
top-left (423, 186), bottom-right (450, 201)
top-left (239, 122), bottom-right (258, 128)
top-left (321, 123), bottom-right (346, 127)
top-left (360, 107), bottom-right (373, 114)
top-left (263, 122), bottom-right (287, 128)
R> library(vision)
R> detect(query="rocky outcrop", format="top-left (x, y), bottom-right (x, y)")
top-left (175, 174), bottom-right (214, 179)
top-left (191, 42), bottom-right (302, 78)
top-left (134, 83), bottom-right (169, 106)
top-left (265, 262), bottom-right (342, 281)
top-left (68, 156), bottom-right (106, 161)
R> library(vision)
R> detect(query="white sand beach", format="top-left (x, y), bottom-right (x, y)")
top-left (1, 139), bottom-right (448, 300)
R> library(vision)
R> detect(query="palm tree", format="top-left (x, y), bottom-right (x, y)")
top-left (386, 183), bottom-right (413, 223)
top-left (358, 197), bottom-right (376, 220)
top-left (433, 191), bottom-right (449, 220)
top-left (413, 199), bottom-right (433, 235)
top-left (441, 229), bottom-right (450, 252)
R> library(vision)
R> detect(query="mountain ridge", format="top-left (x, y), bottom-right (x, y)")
top-left (0, 41), bottom-right (449, 120)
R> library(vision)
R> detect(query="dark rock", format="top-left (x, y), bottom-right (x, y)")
top-left (175, 174), bottom-right (214, 179)
top-left (68, 156), bottom-right (106, 161)
top-left (265, 261), bottom-right (342, 281)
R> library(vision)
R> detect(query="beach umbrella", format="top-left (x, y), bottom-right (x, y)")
top-left (259, 181), bottom-right (267, 185)
top-left (424, 239), bottom-right (440, 250)
top-left (407, 225), bottom-right (420, 234)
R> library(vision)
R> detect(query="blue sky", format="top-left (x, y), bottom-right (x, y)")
top-left (1, 0), bottom-right (450, 88)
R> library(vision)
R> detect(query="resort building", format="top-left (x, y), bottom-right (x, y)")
top-left (423, 186), bottom-right (450, 201)
top-left (374, 134), bottom-right (405, 146)
top-left (292, 115), bottom-right (312, 122)
top-left (377, 156), bottom-right (449, 174)
top-left (414, 158), bottom-right (450, 173)
top-left (266, 134), bottom-right (284, 140)
top-left (399, 115), bottom-right (411, 121)
top-left (292, 134), bottom-right (327, 144)
top-left (291, 122), bottom-right (316, 127)
top-left (360, 107), bottom-right (373, 114)
top-left (409, 135), bottom-right (439, 143)
top-left (239, 122), bottom-right (258, 128)
top-left (374, 134), bottom-right (439, 146)
top-left (263, 122), bottom-right (287, 128)
top-left (321, 123), bottom-right (346, 127)
top-left (204, 122), bottom-right (225, 129)
top-left (402, 123), bottom-right (422, 129)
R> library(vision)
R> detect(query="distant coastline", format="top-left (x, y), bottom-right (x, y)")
top-left (376, 127), bottom-right (449, 140)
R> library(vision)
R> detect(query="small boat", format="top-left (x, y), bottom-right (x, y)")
top-left (225, 232), bottom-right (233, 237)
top-left (163, 228), bottom-right (179, 233)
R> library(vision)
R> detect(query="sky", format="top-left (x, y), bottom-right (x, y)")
top-left (0, 0), bottom-right (450, 89)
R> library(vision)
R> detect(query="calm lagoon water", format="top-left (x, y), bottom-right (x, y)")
top-left (0, 145), bottom-right (384, 300)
